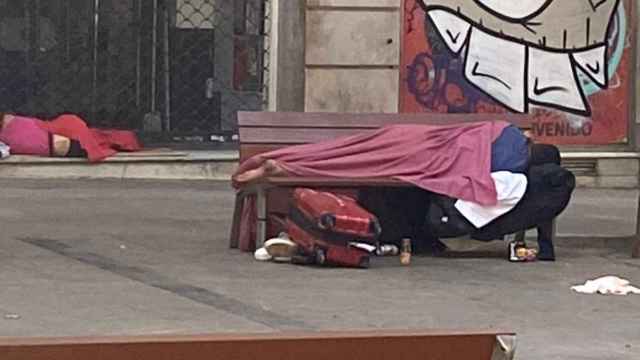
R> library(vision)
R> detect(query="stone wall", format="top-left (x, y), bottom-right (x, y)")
top-left (303, 0), bottom-right (401, 112)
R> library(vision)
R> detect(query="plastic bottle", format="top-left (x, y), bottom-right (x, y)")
top-left (400, 238), bottom-right (412, 265)
top-left (376, 244), bottom-right (399, 256)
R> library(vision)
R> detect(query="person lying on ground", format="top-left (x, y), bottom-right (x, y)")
top-left (0, 112), bottom-right (142, 162)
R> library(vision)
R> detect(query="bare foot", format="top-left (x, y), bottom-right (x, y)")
top-left (264, 159), bottom-right (287, 177)
top-left (234, 159), bottom-right (287, 184)
top-left (234, 165), bottom-right (267, 183)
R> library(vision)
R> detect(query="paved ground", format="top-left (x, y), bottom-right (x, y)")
top-left (0, 179), bottom-right (639, 360)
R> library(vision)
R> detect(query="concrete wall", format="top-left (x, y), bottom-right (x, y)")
top-left (636, 0), bottom-right (640, 142)
top-left (303, 0), bottom-right (401, 112)
top-left (272, 0), bottom-right (306, 112)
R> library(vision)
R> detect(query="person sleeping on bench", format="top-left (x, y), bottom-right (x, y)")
top-left (232, 121), bottom-right (575, 261)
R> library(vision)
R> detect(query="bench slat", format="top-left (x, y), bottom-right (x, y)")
top-left (239, 127), bottom-right (376, 144)
top-left (240, 144), bottom-right (284, 162)
top-left (238, 111), bottom-right (534, 129)
top-left (261, 176), bottom-right (411, 187)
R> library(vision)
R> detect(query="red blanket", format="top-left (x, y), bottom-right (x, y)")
top-left (236, 121), bottom-right (509, 206)
top-left (37, 115), bottom-right (142, 162)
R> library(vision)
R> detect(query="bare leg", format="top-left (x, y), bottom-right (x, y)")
top-left (264, 159), bottom-right (287, 177)
top-left (234, 165), bottom-right (267, 183)
top-left (234, 159), bottom-right (288, 184)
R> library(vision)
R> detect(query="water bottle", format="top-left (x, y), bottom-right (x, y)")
top-left (400, 238), bottom-right (412, 265)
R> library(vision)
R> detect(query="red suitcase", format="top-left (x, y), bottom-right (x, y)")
top-left (286, 188), bottom-right (381, 268)
top-left (287, 219), bottom-right (371, 268)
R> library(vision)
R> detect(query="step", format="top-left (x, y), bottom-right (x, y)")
top-left (1, 150), bottom-right (638, 184)
top-left (0, 150), bottom-right (239, 180)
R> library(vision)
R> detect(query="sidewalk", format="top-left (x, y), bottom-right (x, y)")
top-left (0, 150), bottom-right (238, 180)
top-left (0, 179), bottom-right (638, 360)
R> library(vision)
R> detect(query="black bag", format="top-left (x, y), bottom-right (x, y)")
top-left (425, 194), bottom-right (475, 239)
top-left (358, 187), bottom-right (431, 247)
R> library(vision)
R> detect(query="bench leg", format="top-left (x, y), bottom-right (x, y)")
top-left (229, 191), bottom-right (245, 249)
top-left (256, 187), bottom-right (268, 249)
top-left (633, 193), bottom-right (640, 258)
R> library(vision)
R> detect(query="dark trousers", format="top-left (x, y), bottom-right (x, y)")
top-left (359, 164), bottom-right (576, 258)
top-left (358, 187), bottom-right (434, 250)
top-left (471, 163), bottom-right (575, 259)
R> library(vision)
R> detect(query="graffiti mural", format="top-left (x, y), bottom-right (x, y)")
top-left (401, 0), bottom-right (636, 145)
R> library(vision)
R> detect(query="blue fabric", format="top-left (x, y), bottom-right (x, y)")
top-left (491, 125), bottom-right (529, 173)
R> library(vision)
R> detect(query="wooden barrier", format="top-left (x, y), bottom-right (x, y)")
top-left (0, 330), bottom-right (516, 360)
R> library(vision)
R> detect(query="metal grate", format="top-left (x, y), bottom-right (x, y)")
top-left (0, 0), bottom-right (270, 142)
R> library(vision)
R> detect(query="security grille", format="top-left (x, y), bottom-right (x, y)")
top-left (0, 0), bottom-right (269, 142)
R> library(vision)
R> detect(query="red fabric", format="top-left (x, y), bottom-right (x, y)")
top-left (0, 116), bottom-right (50, 156)
top-left (236, 121), bottom-right (510, 252)
top-left (324, 244), bottom-right (370, 269)
top-left (36, 115), bottom-right (142, 162)
top-left (239, 195), bottom-right (257, 251)
top-left (293, 188), bottom-right (378, 239)
top-left (236, 121), bottom-right (509, 206)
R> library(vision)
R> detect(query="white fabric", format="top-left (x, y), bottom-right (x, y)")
top-left (0, 141), bottom-right (9, 159)
top-left (254, 247), bottom-right (271, 261)
top-left (349, 242), bottom-right (377, 253)
top-left (455, 172), bottom-right (528, 228)
top-left (571, 276), bottom-right (640, 295)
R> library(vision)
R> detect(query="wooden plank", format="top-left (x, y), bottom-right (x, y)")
top-left (0, 330), bottom-right (513, 360)
top-left (239, 121), bottom-right (534, 144)
top-left (238, 113), bottom-right (536, 160)
top-left (238, 111), bottom-right (534, 128)
top-left (239, 127), bottom-right (375, 144)
top-left (263, 176), bottom-right (410, 187)
top-left (240, 144), bottom-right (285, 162)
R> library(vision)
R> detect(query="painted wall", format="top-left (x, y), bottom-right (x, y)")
top-left (401, 0), bottom-right (636, 145)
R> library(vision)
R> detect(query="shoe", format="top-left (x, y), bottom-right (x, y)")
top-left (254, 247), bottom-right (272, 261)
top-left (537, 239), bottom-right (556, 261)
top-left (264, 237), bottom-right (297, 262)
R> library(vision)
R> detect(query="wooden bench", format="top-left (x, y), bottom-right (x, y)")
top-left (0, 330), bottom-right (516, 360)
top-left (230, 111), bottom-right (540, 251)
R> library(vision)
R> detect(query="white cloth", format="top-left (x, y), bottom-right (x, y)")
top-left (0, 141), bottom-right (9, 159)
top-left (455, 172), bottom-right (528, 228)
top-left (571, 276), bottom-right (640, 295)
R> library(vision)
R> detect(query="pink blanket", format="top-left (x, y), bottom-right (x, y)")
top-left (236, 121), bottom-right (509, 206)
